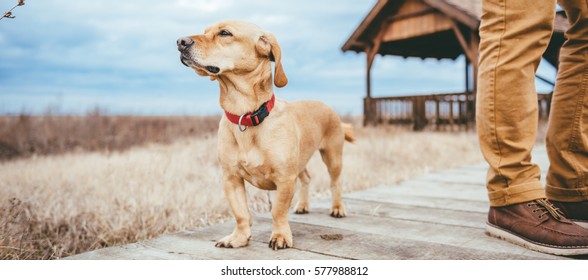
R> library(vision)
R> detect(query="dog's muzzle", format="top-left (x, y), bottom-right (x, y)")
top-left (176, 36), bottom-right (220, 74)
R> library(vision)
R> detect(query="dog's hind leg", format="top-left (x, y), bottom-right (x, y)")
top-left (294, 169), bottom-right (311, 214)
top-left (319, 142), bottom-right (346, 218)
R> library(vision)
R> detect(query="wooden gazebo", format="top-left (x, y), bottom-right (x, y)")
top-left (342, 0), bottom-right (568, 130)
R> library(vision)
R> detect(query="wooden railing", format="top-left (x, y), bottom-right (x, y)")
top-left (364, 92), bottom-right (552, 130)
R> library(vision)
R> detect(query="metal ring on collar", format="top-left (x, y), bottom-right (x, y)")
top-left (238, 114), bottom-right (248, 132)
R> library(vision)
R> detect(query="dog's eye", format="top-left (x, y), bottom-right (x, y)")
top-left (218, 30), bottom-right (232, 37)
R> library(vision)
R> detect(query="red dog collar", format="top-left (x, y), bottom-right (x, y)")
top-left (224, 95), bottom-right (275, 131)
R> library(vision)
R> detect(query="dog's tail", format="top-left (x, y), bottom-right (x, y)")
top-left (341, 123), bottom-right (356, 143)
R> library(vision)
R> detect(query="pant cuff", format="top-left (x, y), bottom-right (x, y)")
top-left (488, 181), bottom-right (546, 207)
top-left (546, 184), bottom-right (588, 202)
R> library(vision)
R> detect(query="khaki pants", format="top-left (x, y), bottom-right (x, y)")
top-left (477, 0), bottom-right (588, 206)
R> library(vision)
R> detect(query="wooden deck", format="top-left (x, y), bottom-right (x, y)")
top-left (68, 147), bottom-right (577, 260)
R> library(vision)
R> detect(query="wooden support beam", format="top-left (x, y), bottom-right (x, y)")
top-left (450, 20), bottom-right (476, 63)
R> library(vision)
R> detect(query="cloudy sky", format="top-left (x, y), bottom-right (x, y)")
top-left (0, 0), bottom-right (556, 115)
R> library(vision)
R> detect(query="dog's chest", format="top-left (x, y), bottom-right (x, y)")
top-left (237, 147), bottom-right (276, 190)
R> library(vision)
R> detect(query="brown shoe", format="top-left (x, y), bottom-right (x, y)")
top-left (550, 200), bottom-right (588, 228)
top-left (486, 198), bottom-right (588, 256)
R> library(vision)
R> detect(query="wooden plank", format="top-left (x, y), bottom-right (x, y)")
top-left (275, 211), bottom-right (564, 260)
top-left (141, 233), bottom-right (342, 260)
top-left (68, 220), bottom-right (344, 260)
top-left (66, 242), bottom-right (192, 260)
top-left (385, 7), bottom-right (436, 23)
top-left (345, 189), bottom-right (489, 213)
top-left (359, 180), bottom-right (488, 201)
top-left (311, 199), bottom-right (487, 229)
top-left (382, 0), bottom-right (452, 42)
top-left (250, 218), bottom-right (551, 260)
top-left (71, 209), bottom-right (566, 260)
top-left (412, 171), bottom-right (484, 185)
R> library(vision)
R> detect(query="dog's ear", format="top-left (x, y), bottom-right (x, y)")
top-left (256, 33), bottom-right (288, 88)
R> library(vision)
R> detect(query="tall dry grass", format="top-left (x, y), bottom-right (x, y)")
top-left (0, 113), bottom-right (221, 160)
top-left (0, 115), bottom-right (483, 259)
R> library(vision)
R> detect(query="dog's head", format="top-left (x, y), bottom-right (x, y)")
top-left (177, 20), bottom-right (287, 88)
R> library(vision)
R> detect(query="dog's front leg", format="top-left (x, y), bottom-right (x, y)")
top-left (215, 174), bottom-right (252, 248)
top-left (269, 178), bottom-right (296, 250)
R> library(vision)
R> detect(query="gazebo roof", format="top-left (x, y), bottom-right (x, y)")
top-left (342, 0), bottom-right (568, 62)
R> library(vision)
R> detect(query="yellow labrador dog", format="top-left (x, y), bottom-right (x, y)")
top-left (177, 20), bottom-right (354, 250)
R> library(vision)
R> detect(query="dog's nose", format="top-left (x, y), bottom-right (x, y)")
top-left (177, 37), bottom-right (194, 52)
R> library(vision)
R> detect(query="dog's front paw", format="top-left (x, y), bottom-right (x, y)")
top-left (215, 232), bottom-right (251, 248)
top-left (330, 204), bottom-right (346, 218)
top-left (268, 231), bottom-right (293, 250)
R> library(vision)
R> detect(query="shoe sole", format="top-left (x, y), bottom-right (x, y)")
top-left (486, 222), bottom-right (588, 256)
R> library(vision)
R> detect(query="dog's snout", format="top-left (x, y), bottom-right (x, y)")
top-left (177, 37), bottom-right (194, 52)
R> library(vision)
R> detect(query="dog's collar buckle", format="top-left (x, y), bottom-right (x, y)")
top-left (225, 95), bottom-right (275, 132)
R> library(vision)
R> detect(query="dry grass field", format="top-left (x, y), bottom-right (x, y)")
top-left (0, 115), bottom-right (483, 259)
top-left (0, 113), bottom-right (221, 160)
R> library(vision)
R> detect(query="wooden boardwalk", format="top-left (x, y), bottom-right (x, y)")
top-left (68, 147), bottom-right (577, 260)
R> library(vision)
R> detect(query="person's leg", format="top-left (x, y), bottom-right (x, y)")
top-left (477, 0), bottom-right (552, 206)
top-left (477, 0), bottom-right (588, 255)
top-left (546, 0), bottom-right (588, 228)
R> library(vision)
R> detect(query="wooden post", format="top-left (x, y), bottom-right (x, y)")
top-left (363, 97), bottom-right (369, 126)
top-left (459, 100), bottom-right (464, 127)
top-left (365, 40), bottom-right (380, 126)
top-left (365, 46), bottom-right (375, 126)
top-left (452, 20), bottom-right (480, 129)
top-left (470, 29), bottom-right (480, 125)
top-left (465, 57), bottom-right (472, 130)
top-left (465, 57), bottom-right (470, 94)
top-left (547, 94), bottom-right (552, 117)
top-left (435, 97), bottom-right (441, 131)
top-left (413, 96), bottom-right (426, 131)
top-left (366, 46), bottom-right (374, 100)
top-left (363, 27), bottom-right (385, 126)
